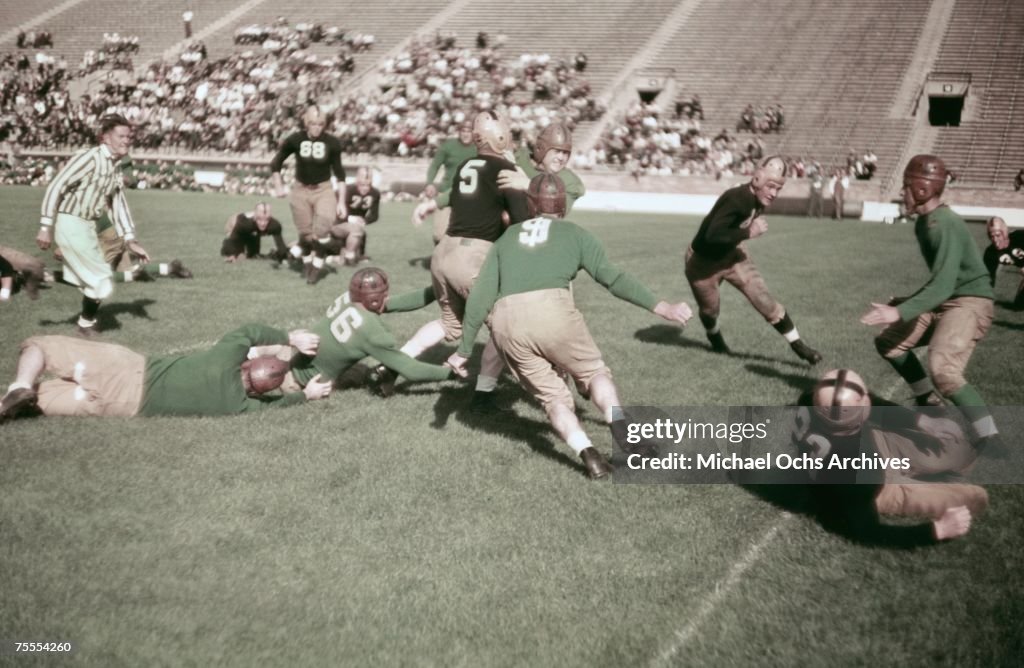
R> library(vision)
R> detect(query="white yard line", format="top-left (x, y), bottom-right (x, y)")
top-left (650, 512), bottom-right (793, 668)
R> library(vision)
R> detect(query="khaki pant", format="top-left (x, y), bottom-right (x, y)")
top-left (430, 235), bottom-right (493, 340)
top-left (432, 207), bottom-right (451, 244)
top-left (684, 244), bottom-right (784, 323)
top-left (875, 296), bottom-right (993, 396)
top-left (289, 182), bottom-right (336, 241)
top-left (26, 335), bottom-right (145, 417)
top-left (98, 226), bottom-right (134, 271)
top-left (54, 212), bottom-right (113, 299)
top-left (491, 289), bottom-right (611, 412)
top-left (0, 245), bottom-right (45, 281)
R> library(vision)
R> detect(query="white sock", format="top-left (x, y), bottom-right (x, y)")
top-left (122, 271), bottom-right (134, 282)
top-left (706, 320), bottom-right (720, 335)
top-left (566, 430), bottom-right (593, 454)
top-left (7, 381), bottom-right (31, 394)
top-left (77, 317), bottom-right (96, 328)
top-left (475, 374), bottom-right (498, 393)
top-left (973, 416), bottom-right (998, 438)
top-left (784, 329), bottom-right (800, 343)
top-left (159, 263), bottom-right (169, 275)
top-left (290, 246), bottom-right (303, 259)
top-left (909, 378), bottom-right (935, 396)
top-left (312, 257), bottom-right (324, 269)
top-left (0, 287), bottom-right (10, 300)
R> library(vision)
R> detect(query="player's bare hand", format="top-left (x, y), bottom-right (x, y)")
top-left (445, 353), bottom-right (469, 378)
top-left (933, 505), bottom-right (972, 540)
top-left (423, 184), bottom-right (437, 199)
top-left (497, 167), bottom-right (530, 192)
top-left (36, 226), bottom-right (52, 250)
top-left (303, 373), bottom-right (334, 401)
top-left (336, 200), bottom-right (348, 220)
top-left (347, 216), bottom-right (367, 226)
top-left (412, 200), bottom-right (437, 226)
top-left (653, 300), bottom-right (693, 326)
top-left (860, 302), bottom-right (900, 326)
top-left (126, 240), bottom-right (150, 264)
top-left (288, 329), bottom-right (320, 355)
top-left (747, 216), bottom-right (768, 238)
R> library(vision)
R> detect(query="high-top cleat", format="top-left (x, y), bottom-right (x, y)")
top-left (707, 331), bottom-right (732, 354)
top-left (369, 364), bottom-right (398, 398)
top-left (0, 387), bottom-right (38, 423)
top-left (306, 264), bottom-right (325, 285)
top-left (580, 447), bottom-right (612, 480)
top-left (76, 324), bottom-right (101, 338)
top-left (790, 340), bottom-right (822, 365)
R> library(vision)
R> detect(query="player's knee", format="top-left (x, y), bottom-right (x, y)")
top-left (542, 392), bottom-right (576, 419)
top-left (931, 370), bottom-right (966, 397)
top-left (762, 302), bottom-right (785, 324)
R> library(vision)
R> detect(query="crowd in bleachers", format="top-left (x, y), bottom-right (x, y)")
top-left (736, 103), bottom-right (784, 133)
top-left (16, 31), bottom-right (54, 50)
top-left (331, 32), bottom-right (603, 157)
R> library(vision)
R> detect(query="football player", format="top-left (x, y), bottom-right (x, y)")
top-left (447, 174), bottom-right (693, 479)
top-left (685, 156), bottom-right (823, 364)
top-left (323, 167), bottom-right (381, 266)
top-left (982, 216), bottom-right (1024, 308)
top-left (260, 268), bottom-right (464, 396)
top-left (793, 369), bottom-right (984, 545)
top-left (270, 105), bottom-right (348, 285)
top-left (498, 121), bottom-right (586, 213)
top-left (861, 155), bottom-right (1002, 455)
top-left (222, 202), bottom-right (288, 263)
top-left (421, 119), bottom-right (478, 242)
top-left (0, 244), bottom-right (45, 300)
top-left (0, 324), bottom-right (331, 422)
top-left (93, 210), bottom-right (193, 281)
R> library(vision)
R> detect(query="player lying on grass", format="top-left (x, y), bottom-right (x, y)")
top-left (447, 174), bottom-right (694, 479)
top-left (0, 244), bottom-right (45, 300)
top-left (793, 368), bottom-right (986, 545)
top-left (983, 216), bottom-right (1024, 309)
top-left (0, 324), bottom-right (332, 422)
top-left (251, 268), bottom-right (466, 396)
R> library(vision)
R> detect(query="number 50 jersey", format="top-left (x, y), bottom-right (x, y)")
top-left (446, 154), bottom-right (530, 242)
top-left (289, 290), bottom-right (452, 387)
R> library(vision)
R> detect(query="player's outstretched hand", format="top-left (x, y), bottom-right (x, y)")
top-left (288, 329), bottom-right (320, 355)
top-left (497, 167), bottom-right (530, 192)
top-left (36, 226), bottom-right (52, 250)
top-left (860, 302), bottom-right (900, 326)
top-left (423, 184), bottom-right (438, 199)
top-left (747, 216), bottom-right (768, 238)
top-left (653, 300), bottom-right (693, 326)
top-left (303, 374), bottom-right (333, 401)
top-left (445, 353), bottom-right (469, 378)
top-left (412, 199), bottom-right (437, 227)
top-left (126, 240), bottom-right (151, 264)
top-left (933, 505), bottom-right (972, 540)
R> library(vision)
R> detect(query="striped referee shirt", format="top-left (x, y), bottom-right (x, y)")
top-left (39, 144), bottom-right (137, 240)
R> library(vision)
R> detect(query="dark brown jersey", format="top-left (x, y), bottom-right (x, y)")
top-left (347, 187), bottom-right (381, 224)
top-left (691, 184), bottom-right (761, 260)
top-left (446, 154), bottom-right (530, 242)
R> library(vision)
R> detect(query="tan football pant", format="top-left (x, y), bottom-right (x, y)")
top-left (0, 245), bottom-right (45, 281)
top-left (490, 289), bottom-right (611, 413)
top-left (875, 296), bottom-right (993, 396)
top-left (289, 182), bottom-right (336, 241)
top-left (430, 235), bottom-right (493, 341)
top-left (25, 335), bottom-right (145, 417)
top-left (684, 244), bottom-right (785, 324)
top-left (432, 207), bottom-right (451, 244)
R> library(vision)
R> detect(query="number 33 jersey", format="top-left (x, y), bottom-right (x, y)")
top-left (446, 154), bottom-right (530, 241)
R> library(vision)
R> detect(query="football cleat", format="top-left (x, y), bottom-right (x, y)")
top-left (914, 391), bottom-right (945, 407)
top-left (706, 331), bottom-right (732, 354)
top-left (76, 324), bottom-right (100, 338)
top-left (0, 387), bottom-right (38, 423)
top-left (369, 364), bottom-right (398, 398)
top-left (23, 275), bottom-right (41, 300)
top-left (790, 340), bottom-right (822, 365)
top-left (169, 259), bottom-right (193, 279)
top-left (306, 265), bottom-right (325, 285)
top-left (580, 447), bottom-right (612, 480)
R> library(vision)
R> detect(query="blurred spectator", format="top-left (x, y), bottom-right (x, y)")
top-left (574, 52), bottom-right (587, 73)
top-left (1014, 168), bottom-right (1023, 191)
top-left (829, 168), bottom-right (849, 220)
top-left (183, 10), bottom-right (194, 39)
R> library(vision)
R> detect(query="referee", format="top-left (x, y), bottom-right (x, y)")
top-left (36, 114), bottom-right (150, 336)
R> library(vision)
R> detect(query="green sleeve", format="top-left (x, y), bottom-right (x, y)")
top-left (221, 323), bottom-right (290, 349)
top-left (578, 228), bottom-right (659, 311)
top-left (515, 147), bottom-right (539, 177)
top-left (436, 189), bottom-right (451, 209)
top-left (897, 222), bottom-right (962, 321)
top-left (559, 169), bottom-right (586, 213)
top-left (243, 391), bottom-right (308, 412)
top-left (426, 144), bottom-right (446, 185)
top-left (457, 246), bottom-right (501, 357)
top-left (384, 287), bottom-right (436, 313)
top-left (365, 330), bottom-right (452, 381)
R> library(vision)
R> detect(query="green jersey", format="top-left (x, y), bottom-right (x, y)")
top-left (426, 138), bottom-right (478, 193)
top-left (140, 324), bottom-right (307, 416)
top-left (897, 206), bottom-right (994, 321)
top-left (458, 217), bottom-right (658, 356)
top-left (290, 290), bottom-right (452, 387)
top-left (513, 147), bottom-right (586, 213)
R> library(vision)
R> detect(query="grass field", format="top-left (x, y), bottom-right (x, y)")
top-left (1, 185), bottom-right (1022, 667)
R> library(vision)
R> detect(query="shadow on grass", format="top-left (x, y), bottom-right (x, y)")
top-left (634, 324), bottom-right (806, 368)
top-left (407, 255), bottom-right (431, 270)
top-left (39, 298), bottom-right (157, 331)
top-left (993, 318), bottom-right (1024, 331)
top-left (744, 362), bottom-right (816, 393)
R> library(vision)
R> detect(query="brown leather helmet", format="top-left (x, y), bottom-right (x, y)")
top-left (526, 173), bottom-right (567, 219)
top-left (349, 267), bottom-right (390, 313)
